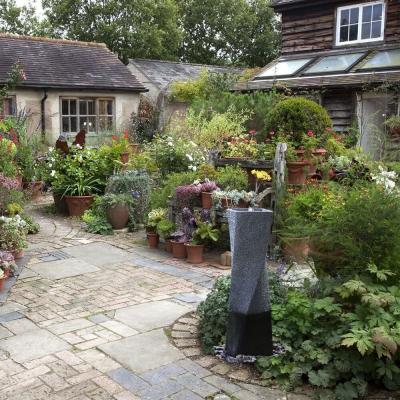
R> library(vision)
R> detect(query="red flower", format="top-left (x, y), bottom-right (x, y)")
top-left (112, 135), bottom-right (117, 141)
top-left (248, 129), bottom-right (257, 135)
top-left (307, 130), bottom-right (314, 137)
top-left (0, 135), bottom-right (2, 141)
top-left (326, 127), bottom-right (332, 132)
top-left (124, 131), bottom-right (129, 140)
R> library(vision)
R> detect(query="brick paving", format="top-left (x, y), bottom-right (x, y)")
top-left (0, 204), bottom-right (300, 400)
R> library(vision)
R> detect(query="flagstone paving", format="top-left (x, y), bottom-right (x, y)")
top-left (0, 204), bottom-right (299, 400)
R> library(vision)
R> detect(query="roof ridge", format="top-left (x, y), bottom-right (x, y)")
top-left (0, 33), bottom-right (107, 48)
top-left (130, 58), bottom-right (242, 70)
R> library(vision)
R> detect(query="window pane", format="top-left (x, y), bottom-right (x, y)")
top-left (70, 117), bottom-right (77, 133)
top-left (361, 22), bottom-right (371, 39)
top-left (70, 100), bottom-right (77, 115)
top-left (88, 117), bottom-right (96, 132)
top-left (99, 100), bottom-right (107, 115)
top-left (80, 117), bottom-right (88, 130)
top-left (257, 58), bottom-right (313, 78)
top-left (62, 100), bottom-right (69, 115)
top-left (341, 9), bottom-right (349, 25)
top-left (88, 100), bottom-right (95, 115)
top-left (79, 100), bottom-right (87, 116)
top-left (362, 5), bottom-right (372, 22)
top-left (62, 117), bottom-right (69, 132)
top-left (371, 21), bottom-right (381, 38)
top-left (107, 101), bottom-right (113, 115)
top-left (373, 4), bottom-right (382, 20)
top-left (350, 8), bottom-right (359, 24)
top-left (359, 49), bottom-right (400, 70)
top-left (340, 26), bottom-right (349, 42)
top-left (107, 117), bottom-right (113, 129)
top-left (305, 53), bottom-right (366, 74)
top-left (349, 24), bottom-right (358, 41)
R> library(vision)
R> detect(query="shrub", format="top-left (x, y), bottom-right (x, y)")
top-left (215, 165), bottom-right (248, 191)
top-left (266, 97), bottom-right (332, 147)
top-left (82, 196), bottom-right (113, 235)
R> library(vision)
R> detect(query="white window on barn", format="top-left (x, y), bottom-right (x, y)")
top-left (336, 1), bottom-right (385, 46)
top-left (60, 97), bottom-right (115, 135)
top-left (1, 96), bottom-right (16, 118)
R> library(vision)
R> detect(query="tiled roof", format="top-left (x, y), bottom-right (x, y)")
top-left (0, 34), bottom-right (147, 92)
top-left (129, 58), bottom-right (243, 91)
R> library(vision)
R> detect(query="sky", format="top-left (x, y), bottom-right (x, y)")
top-left (15, 0), bottom-right (44, 17)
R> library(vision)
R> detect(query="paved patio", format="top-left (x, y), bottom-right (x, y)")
top-left (0, 206), bottom-right (297, 400)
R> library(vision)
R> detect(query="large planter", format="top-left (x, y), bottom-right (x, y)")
top-left (185, 243), bottom-right (204, 264)
top-left (201, 192), bottom-right (213, 209)
top-left (147, 233), bottom-right (159, 248)
top-left (287, 161), bottom-right (309, 185)
top-left (106, 203), bottom-right (130, 230)
top-left (171, 241), bottom-right (186, 259)
top-left (65, 195), bottom-right (94, 217)
top-left (225, 208), bottom-right (274, 357)
top-left (282, 237), bottom-right (309, 263)
top-left (30, 181), bottom-right (43, 200)
top-left (120, 152), bottom-right (130, 164)
top-left (53, 192), bottom-right (69, 216)
top-left (165, 239), bottom-right (173, 253)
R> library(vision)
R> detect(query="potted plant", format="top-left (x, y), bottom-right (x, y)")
top-left (185, 221), bottom-right (219, 264)
top-left (170, 230), bottom-right (188, 259)
top-left (212, 190), bottom-right (256, 209)
top-left (286, 144), bottom-right (309, 185)
top-left (175, 184), bottom-right (201, 209)
top-left (102, 193), bottom-right (135, 230)
top-left (156, 219), bottom-right (176, 252)
top-left (0, 215), bottom-right (28, 259)
top-left (0, 251), bottom-right (17, 279)
top-left (200, 180), bottom-right (219, 209)
top-left (384, 115), bottom-right (400, 137)
top-left (146, 208), bottom-right (167, 248)
top-left (111, 132), bottom-right (130, 164)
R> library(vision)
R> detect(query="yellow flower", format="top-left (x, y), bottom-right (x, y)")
top-left (251, 169), bottom-right (272, 182)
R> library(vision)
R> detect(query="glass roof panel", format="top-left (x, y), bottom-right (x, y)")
top-left (256, 58), bottom-right (313, 78)
top-left (359, 49), bottom-right (400, 70)
top-left (304, 52), bottom-right (366, 74)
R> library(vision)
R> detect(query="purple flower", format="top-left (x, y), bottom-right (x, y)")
top-left (200, 181), bottom-right (219, 193)
top-left (0, 174), bottom-right (18, 190)
top-left (200, 209), bottom-right (211, 222)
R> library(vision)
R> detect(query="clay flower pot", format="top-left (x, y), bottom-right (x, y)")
top-left (12, 249), bottom-right (24, 260)
top-left (53, 193), bottom-right (69, 216)
top-left (106, 204), bottom-right (130, 230)
top-left (120, 152), bottom-right (130, 164)
top-left (238, 199), bottom-right (249, 208)
top-left (287, 161), bottom-right (309, 185)
top-left (147, 232), bottom-right (159, 248)
top-left (171, 241), bottom-right (186, 259)
top-left (31, 181), bottom-right (43, 200)
top-left (282, 237), bottom-right (309, 263)
top-left (201, 192), bottom-right (213, 209)
top-left (185, 243), bottom-right (204, 264)
top-left (165, 239), bottom-right (173, 253)
top-left (65, 195), bottom-right (94, 217)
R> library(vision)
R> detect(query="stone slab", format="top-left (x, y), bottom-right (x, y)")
top-left (62, 243), bottom-right (132, 267)
top-left (0, 326), bottom-right (12, 339)
top-left (29, 258), bottom-right (100, 280)
top-left (48, 318), bottom-right (94, 335)
top-left (18, 268), bottom-right (38, 279)
top-left (0, 302), bottom-right (26, 315)
top-left (0, 329), bottom-right (70, 363)
top-left (99, 329), bottom-right (184, 373)
top-left (115, 301), bottom-right (191, 332)
top-left (2, 318), bottom-right (39, 334)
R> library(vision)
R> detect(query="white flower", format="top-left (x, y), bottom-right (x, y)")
top-left (50, 170), bottom-right (56, 177)
top-left (48, 163), bottom-right (53, 168)
top-left (186, 154), bottom-right (193, 161)
top-left (192, 166), bottom-right (197, 171)
top-left (168, 142), bottom-right (173, 147)
top-left (76, 144), bottom-right (82, 149)
top-left (78, 155), bottom-right (83, 163)
top-left (48, 146), bottom-right (54, 152)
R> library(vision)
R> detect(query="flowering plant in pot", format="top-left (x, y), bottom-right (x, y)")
top-left (222, 133), bottom-right (259, 160)
top-left (102, 193), bottom-right (136, 230)
top-left (199, 180), bottom-right (219, 209)
top-left (0, 250), bottom-right (17, 279)
top-left (285, 143), bottom-right (309, 185)
top-left (156, 219), bottom-right (176, 252)
top-left (111, 132), bottom-right (130, 164)
top-left (175, 184), bottom-right (201, 209)
top-left (170, 208), bottom-right (196, 258)
top-left (212, 189), bottom-right (256, 209)
top-left (0, 215), bottom-right (27, 259)
top-left (185, 221), bottom-right (220, 264)
top-left (146, 208), bottom-right (167, 248)
top-left (384, 115), bottom-right (400, 137)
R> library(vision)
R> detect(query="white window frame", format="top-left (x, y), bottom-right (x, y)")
top-left (336, 1), bottom-right (386, 46)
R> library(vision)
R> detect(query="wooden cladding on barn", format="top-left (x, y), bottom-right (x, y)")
top-left (279, 0), bottom-right (400, 54)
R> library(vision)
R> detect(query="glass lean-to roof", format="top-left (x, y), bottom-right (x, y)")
top-left (304, 52), bottom-right (366, 74)
top-left (359, 49), bottom-right (400, 70)
top-left (256, 58), bottom-right (313, 78)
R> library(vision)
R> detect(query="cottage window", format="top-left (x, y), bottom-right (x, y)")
top-left (336, 2), bottom-right (385, 46)
top-left (1, 97), bottom-right (16, 117)
top-left (60, 98), bottom-right (114, 135)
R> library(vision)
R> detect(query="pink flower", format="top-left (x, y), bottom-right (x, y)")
top-left (307, 130), bottom-right (314, 137)
top-left (269, 131), bottom-right (275, 136)
top-left (248, 129), bottom-right (257, 135)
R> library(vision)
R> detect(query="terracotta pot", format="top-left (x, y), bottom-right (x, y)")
top-left (312, 148), bottom-right (327, 157)
top-left (238, 199), bottom-right (249, 208)
top-left (65, 195), bottom-right (94, 217)
top-left (147, 233), bottom-right (159, 248)
top-left (12, 249), bottom-right (24, 259)
top-left (287, 161), bottom-right (309, 185)
top-left (171, 241), bottom-right (186, 259)
top-left (53, 192), bottom-right (69, 216)
top-left (295, 149), bottom-right (306, 160)
top-left (165, 239), bottom-right (173, 253)
top-left (201, 192), bottom-right (213, 209)
top-left (185, 243), bottom-right (204, 264)
top-left (129, 143), bottom-right (140, 154)
top-left (221, 198), bottom-right (231, 208)
top-left (16, 175), bottom-right (23, 189)
top-left (0, 278), bottom-right (4, 291)
top-left (30, 181), bottom-right (43, 200)
top-left (106, 203), bottom-right (130, 230)
top-left (282, 237), bottom-right (309, 263)
top-left (389, 127), bottom-right (400, 137)
top-left (120, 152), bottom-right (130, 164)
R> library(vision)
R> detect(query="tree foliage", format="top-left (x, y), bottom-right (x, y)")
top-left (42, 0), bottom-right (182, 63)
top-left (177, 0), bottom-right (280, 66)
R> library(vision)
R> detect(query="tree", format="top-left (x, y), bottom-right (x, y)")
top-left (42, 0), bottom-right (182, 64)
top-left (177, 0), bottom-right (281, 67)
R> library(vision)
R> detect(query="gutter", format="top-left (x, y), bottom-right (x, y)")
top-left (41, 89), bottom-right (48, 137)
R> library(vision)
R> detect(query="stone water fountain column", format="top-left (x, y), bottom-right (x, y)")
top-left (225, 208), bottom-right (273, 357)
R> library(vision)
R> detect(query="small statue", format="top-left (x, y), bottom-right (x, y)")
top-left (72, 129), bottom-right (86, 148)
top-left (55, 134), bottom-right (69, 155)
